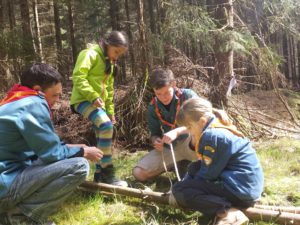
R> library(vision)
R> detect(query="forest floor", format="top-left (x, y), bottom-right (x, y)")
top-left (51, 87), bottom-right (300, 225)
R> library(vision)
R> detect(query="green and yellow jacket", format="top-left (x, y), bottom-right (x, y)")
top-left (70, 44), bottom-right (115, 115)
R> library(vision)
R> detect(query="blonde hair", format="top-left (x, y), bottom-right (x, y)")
top-left (177, 98), bottom-right (213, 127)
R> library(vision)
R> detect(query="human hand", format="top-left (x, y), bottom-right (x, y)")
top-left (152, 137), bottom-right (164, 151)
top-left (83, 146), bottom-right (103, 162)
top-left (93, 98), bottom-right (104, 108)
top-left (162, 130), bottom-right (178, 144)
top-left (108, 115), bottom-right (116, 125)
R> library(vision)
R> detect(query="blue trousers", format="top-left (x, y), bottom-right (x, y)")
top-left (0, 157), bottom-right (89, 223)
top-left (172, 166), bottom-right (255, 216)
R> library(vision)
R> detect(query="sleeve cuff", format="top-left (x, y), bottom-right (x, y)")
top-left (69, 147), bottom-right (84, 158)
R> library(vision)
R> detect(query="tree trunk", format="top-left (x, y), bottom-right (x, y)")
top-left (7, 0), bottom-right (16, 30)
top-left (67, 0), bottom-right (77, 65)
top-left (286, 34), bottom-right (293, 86)
top-left (137, 0), bottom-right (149, 76)
top-left (293, 36), bottom-right (299, 87)
top-left (53, 0), bottom-right (62, 52)
top-left (298, 41), bottom-right (300, 86)
top-left (19, 0), bottom-right (35, 61)
top-left (32, 0), bottom-right (43, 62)
top-left (210, 0), bottom-right (234, 107)
top-left (0, 0), bottom-right (4, 31)
top-left (53, 0), bottom-right (64, 77)
top-left (147, 0), bottom-right (156, 34)
top-left (109, 0), bottom-right (120, 30)
top-left (125, 0), bottom-right (136, 77)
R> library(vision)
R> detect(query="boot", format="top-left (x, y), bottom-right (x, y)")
top-left (214, 208), bottom-right (249, 225)
top-left (93, 165), bottom-right (128, 187)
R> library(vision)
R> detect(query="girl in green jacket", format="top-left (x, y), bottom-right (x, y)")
top-left (70, 31), bottom-right (128, 186)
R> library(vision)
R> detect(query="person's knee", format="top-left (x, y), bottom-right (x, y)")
top-left (69, 157), bottom-right (90, 180)
top-left (171, 182), bottom-right (187, 207)
top-left (132, 167), bottom-right (150, 182)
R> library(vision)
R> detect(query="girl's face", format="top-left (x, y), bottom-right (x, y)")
top-left (107, 46), bottom-right (127, 63)
top-left (187, 117), bottom-right (208, 139)
top-left (154, 85), bottom-right (174, 105)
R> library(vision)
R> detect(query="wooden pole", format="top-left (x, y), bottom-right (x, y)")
top-left (79, 181), bottom-right (300, 225)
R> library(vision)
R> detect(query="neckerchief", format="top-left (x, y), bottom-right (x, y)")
top-left (152, 88), bottom-right (183, 129)
top-left (0, 84), bottom-right (53, 118)
top-left (0, 84), bottom-right (39, 106)
top-left (195, 117), bottom-right (244, 160)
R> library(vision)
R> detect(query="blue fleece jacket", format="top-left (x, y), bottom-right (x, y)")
top-left (0, 95), bottom-right (81, 199)
top-left (194, 118), bottom-right (264, 202)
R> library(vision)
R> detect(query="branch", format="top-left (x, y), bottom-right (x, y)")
top-left (79, 181), bottom-right (300, 225)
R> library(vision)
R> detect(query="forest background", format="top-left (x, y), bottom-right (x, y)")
top-left (0, 0), bottom-right (300, 224)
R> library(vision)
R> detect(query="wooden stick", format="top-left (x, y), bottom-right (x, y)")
top-left (79, 181), bottom-right (169, 204)
top-left (244, 207), bottom-right (300, 225)
top-left (79, 181), bottom-right (300, 225)
top-left (254, 204), bottom-right (300, 214)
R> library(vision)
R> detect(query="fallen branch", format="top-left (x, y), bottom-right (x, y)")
top-left (254, 205), bottom-right (300, 214)
top-left (79, 181), bottom-right (300, 225)
top-left (244, 207), bottom-right (300, 225)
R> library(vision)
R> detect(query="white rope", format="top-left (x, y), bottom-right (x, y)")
top-left (170, 143), bottom-right (181, 182)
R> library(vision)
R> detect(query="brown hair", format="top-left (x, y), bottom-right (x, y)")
top-left (149, 68), bottom-right (175, 89)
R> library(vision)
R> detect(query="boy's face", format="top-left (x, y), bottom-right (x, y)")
top-left (154, 85), bottom-right (174, 105)
top-left (43, 82), bottom-right (62, 107)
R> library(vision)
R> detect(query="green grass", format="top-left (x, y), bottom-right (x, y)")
top-left (51, 138), bottom-right (300, 224)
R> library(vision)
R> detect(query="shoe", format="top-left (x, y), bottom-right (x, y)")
top-left (93, 165), bottom-right (128, 187)
top-left (214, 208), bottom-right (249, 225)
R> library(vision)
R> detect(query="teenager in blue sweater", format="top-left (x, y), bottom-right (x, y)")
top-left (0, 63), bottom-right (103, 225)
top-left (163, 98), bottom-right (264, 225)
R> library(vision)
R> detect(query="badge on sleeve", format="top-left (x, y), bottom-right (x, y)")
top-left (203, 155), bottom-right (212, 166)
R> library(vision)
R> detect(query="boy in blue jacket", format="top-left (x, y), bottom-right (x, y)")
top-left (162, 98), bottom-right (264, 225)
top-left (0, 63), bottom-right (103, 225)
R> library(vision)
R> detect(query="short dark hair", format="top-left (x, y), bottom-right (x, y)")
top-left (20, 63), bottom-right (62, 90)
top-left (149, 68), bottom-right (175, 89)
top-left (105, 31), bottom-right (128, 48)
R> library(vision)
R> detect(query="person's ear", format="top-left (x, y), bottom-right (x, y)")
top-left (199, 117), bottom-right (208, 127)
top-left (32, 85), bottom-right (42, 91)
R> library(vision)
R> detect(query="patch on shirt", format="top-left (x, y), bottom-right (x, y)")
top-left (203, 155), bottom-right (212, 166)
top-left (204, 145), bottom-right (215, 153)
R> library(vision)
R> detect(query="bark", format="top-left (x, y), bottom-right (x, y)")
top-left (32, 0), bottom-right (43, 62)
top-left (293, 36), bottom-right (299, 87)
top-left (7, 0), bottom-right (16, 30)
top-left (19, 0), bottom-right (35, 60)
top-left (53, 0), bottom-right (64, 77)
top-left (147, 0), bottom-right (156, 34)
top-left (53, 0), bottom-right (62, 52)
top-left (67, 0), bottom-right (77, 65)
top-left (109, 0), bottom-right (120, 30)
top-left (286, 34), bottom-right (293, 85)
top-left (125, 0), bottom-right (136, 77)
top-left (137, 0), bottom-right (149, 76)
top-left (79, 181), bottom-right (300, 225)
top-left (298, 41), bottom-right (300, 85)
top-left (0, 0), bottom-right (4, 31)
top-left (210, 0), bottom-right (234, 107)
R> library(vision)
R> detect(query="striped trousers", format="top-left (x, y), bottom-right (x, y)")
top-left (74, 101), bottom-right (113, 171)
